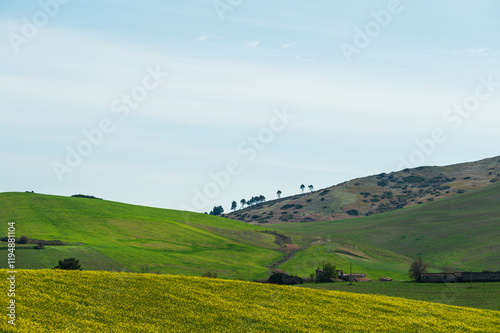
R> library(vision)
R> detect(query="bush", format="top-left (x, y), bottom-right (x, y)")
top-left (403, 176), bottom-right (425, 183)
top-left (35, 241), bottom-right (45, 249)
top-left (54, 258), bottom-right (82, 270)
top-left (347, 209), bottom-right (359, 216)
top-left (19, 235), bottom-right (30, 244)
top-left (268, 272), bottom-right (303, 285)
top-left (377, 180), bottom-right (388, 187)
top-left (71, 194), bottom-right (102, 200)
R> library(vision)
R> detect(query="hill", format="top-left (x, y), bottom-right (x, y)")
top-left (226, 155), bottom-right (500, 223)
top-left (267, 181), bottom-right (500, 272)
top-left (0, 192), bottom-right (286, 279)
top-left (2, 269), bottom-right (499, 332)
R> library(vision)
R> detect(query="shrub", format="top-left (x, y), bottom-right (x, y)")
top-left (403, 176), bottom-right (425, 183)
top-left (377, 180), bottom-right (388, 187)
top-left (55, 258), bottom-right (82, 270)
top-left (201, 271), bottom-right (218, 278)
top-left (71, 194), bottom-right (102, 200)
top-left (281, 204), bottom-right (296, 210)
top-left (19, 235), bottom-right (30, 244)
top-left (347, 209), bottom-right (359, 216)
top-left (268, 273), bottom-right (303, 285)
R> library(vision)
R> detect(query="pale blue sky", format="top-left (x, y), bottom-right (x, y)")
top-left (1, 0), bottom-right (500, 212)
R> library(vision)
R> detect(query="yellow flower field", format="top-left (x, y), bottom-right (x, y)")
top-left (1, 269), bottom-right (499, 332)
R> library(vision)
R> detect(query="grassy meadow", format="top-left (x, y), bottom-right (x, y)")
top-left (0, 192), bottom-right (282, 279)
top-left (269, 182), bottom-right (500, 272)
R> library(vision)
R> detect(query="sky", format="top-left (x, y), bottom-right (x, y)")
top-left (1, 0), bottom-right (500, 213)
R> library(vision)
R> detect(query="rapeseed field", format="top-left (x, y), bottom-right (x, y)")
top-left (1, 269), bottom-right (499, 332)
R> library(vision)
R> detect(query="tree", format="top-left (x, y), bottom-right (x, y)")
top-left (318, 262), bottom-right (338, 282)
top-left (209, 206), bottom-right (224, 216)
top-left (300, 184), bottom-right (305, 193)
top-left (277, 190), bottom-right (282, 199)
top-left (308, 185), bottom-right (314, 192)
top-left (409, 258), bottom-right (428, 282)
top-left (240, 199), bottom-right (246, 209)
top-left (231, 201), bottom-right (237, 211)
top-left (54, 258), bottom-right (82, 270)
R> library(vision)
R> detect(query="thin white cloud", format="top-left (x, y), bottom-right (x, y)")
top-left (244, 40), bottom-right (260, 48)
top-left (452, 48), bottom-right (500, 58)
top-left (281, 43), bottom-right (293, 49)
top-left (197, 34), bottom-right (214, 41)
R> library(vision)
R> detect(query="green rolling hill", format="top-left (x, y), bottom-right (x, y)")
top-left (0, 192), bottom-right (284, 279)
top-left (268, 181), bottom-right (500, 273)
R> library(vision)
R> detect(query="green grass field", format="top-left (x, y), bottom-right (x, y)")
top-left (279, 239), bottom-right (413, 280)
top-left (300, 281), bottom-right (500, 311)
top-left (268, 182), bottom-right (500, 272)
top-left (0, 192), bottom-right (282, 279)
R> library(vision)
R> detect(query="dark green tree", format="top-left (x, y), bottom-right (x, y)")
top-left (209, 206), bottom-right (224, 216)
top-left (231, 201), bottom-right (237, 211)
top-left (318, 263), bottom-right (338, 282)
top-left (300, 184), bottom-right (305, 193)
top-left (277, 190), bottom-right (282, 199)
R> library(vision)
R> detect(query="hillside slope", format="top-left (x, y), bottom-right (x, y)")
top-left (2, 269), bottom-right (499, 332)
top-left (268, 181), bottom-right (500, 272)
top-left (0, 192), bottom-right (283, 279)
top-left (227, 155), bottom-right (500, 223)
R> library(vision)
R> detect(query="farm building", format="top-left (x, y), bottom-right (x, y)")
top-left (422, 273), bottom-right (461, 283)
top-left (315, 268), bottom-right (371, 282)
top-left (422, 271), bottom-right (500, 283)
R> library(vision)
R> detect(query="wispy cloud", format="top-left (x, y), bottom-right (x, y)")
top-left (452, 48), bottom-right (500, 58)
top-left (197, 34), bottom-right (214, 41)
top-left (244, 40), bottom-right (260, 48)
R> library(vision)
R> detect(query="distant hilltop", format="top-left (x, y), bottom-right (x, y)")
top-left (227, 155), bottom-right (500, 224)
